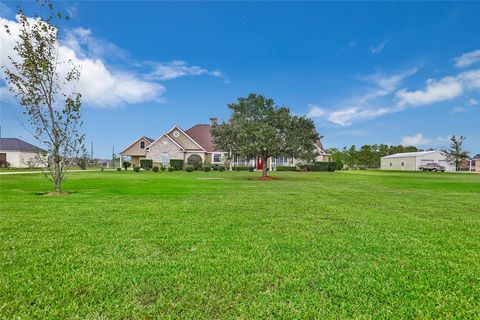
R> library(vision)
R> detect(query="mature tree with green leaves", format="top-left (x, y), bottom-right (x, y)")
top-left (211, 93), bottom-right (319, 177)
top-left (3, 1), bottom-right (85, 193)
top-left (443, 135), bottom-right (469, 171)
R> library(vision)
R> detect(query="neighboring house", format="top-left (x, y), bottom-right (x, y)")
top-left (0, 138), bottom-right (47, 168)
top-left (380, 151), bottom-right (455, 172)
top-left (119, 136), bottom-right (154, 166)
top-left (120, 118), bottom-right (330, 170)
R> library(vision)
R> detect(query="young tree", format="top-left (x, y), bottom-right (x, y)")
top-left (3, 2), bottom-right (85, 193)
top-left (211, 93), bottom-right (318, 177)
top-left (443, 135), bottom-right (469, 171)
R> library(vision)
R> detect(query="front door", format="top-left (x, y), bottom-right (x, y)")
top-left (0, 153), bottom-right (6, 163)
top-left (256, 157), bottom-right (264, 170)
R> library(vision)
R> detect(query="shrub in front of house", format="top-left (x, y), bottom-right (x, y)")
top-left (152, 166), bottom-right (159, 172)
top-left (161, 165), bottom-right (166, 171)
top-left (122, 161), bottom-right (132, 171)
top-left (300, 162), bottom-right (337, 172)
top-left (276, 166), bottom-right (297, 171)
top-left (336, 160), bottom-right (344, 171)
top-left (232, 166), bottom-right (249, 171)
top-left (186, 154), bottom-right (203, 170)
top-left (218, 165), bottom-right (225, 172)
top-left (116, 167), bottom-right (121, 171)
top-left (185, 165), bottom-right (194, 172)
top-left (248, 166), bottom-right (255, 172)
top-left (140, 159), bottom-right (153, 170)
top-left (168, 167), bottom-right (174, 172)
top-left (203, 164), bottom-right (211, 172)
top-left (133, 166), bottom-right (140, 172)
top-left (170, 159), bottom-right (184, 171)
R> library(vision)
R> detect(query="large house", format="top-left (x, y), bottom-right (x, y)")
top-left (0, 138), bottom-right (47, 168)
top-left (120, 118), bottom-right (330, 170)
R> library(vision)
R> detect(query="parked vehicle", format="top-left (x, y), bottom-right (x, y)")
top-left (419, 163), bottom-right (446, 172)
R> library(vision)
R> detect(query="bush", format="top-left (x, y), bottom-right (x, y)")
top-left (186, 154), bottom-right (203, 170)
top-left (116, 167), bottom-right (121, 171)
top-left (300, 161), bottom-right (337, 172)
top-left (168, 167), bottom-right (174, 172)
top-left (140, 159), bottom-right (153, 170)
top-left (276, 166), bottom-right (297, 171)
top-left (170, 159), bottom-right (184, 171)
top-left (122, 161), bottom-right (132, 170)
top-left (218, 165), bottom-right (225, 172)
top-left (152, 166), bottom-right (159, 172)
top-left (77, 156), bottom-right (89, 170)
top-left (133, 166), bottom-right (140, 172)
top-left (248, 166), bottom-right (255, 172)
top-left (336, 160), bottom-right (344, 171)
top-left (161, 165), bottom-right (166, 171)
top-left (203, 165), bottom-right (211, 172)
top-left (185, 165), bottom-right (194, 172)
top-left (232, 166), bottom-right (249, 171)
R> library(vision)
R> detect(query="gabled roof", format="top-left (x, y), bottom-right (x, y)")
top-left (120, 136), bottom-right (154, 154)
top-left (146, 133), bottom-right (184, 151)
top-left (166, 126), bottom-right (206, 151)
top-left (185, 124), bottom-right (216, 152)
top-left (0, 138), bottom-right (46, 153)
top-left (381, 151), bottom-right (440, 159)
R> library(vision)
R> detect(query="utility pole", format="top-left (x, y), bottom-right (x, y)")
top-left (91, 141), bottom-right (94, 160)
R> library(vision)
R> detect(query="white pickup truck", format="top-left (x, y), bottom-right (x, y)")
top-left (419, 163), bottom-right (446, 172)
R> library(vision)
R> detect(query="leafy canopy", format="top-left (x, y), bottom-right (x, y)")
top-left (211, 93), bottom-right (319, 176)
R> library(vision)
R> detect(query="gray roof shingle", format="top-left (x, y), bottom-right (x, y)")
top-left (0, 138), bottom-right (47, 153)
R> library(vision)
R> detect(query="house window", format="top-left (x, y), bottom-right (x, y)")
top-left (274, 156), bottom-right (288, 166)
top-left (140, 141), bottom-right (145, 149)
top-left (173, 131), bottom-right (180, 137)
top-left (390, 162), bottom-right (392, 167)
top-left (162, 152), bottom-right (169, 166)
top-left (401, 162), bottom-right (404, 167)
top-left (213, 153), bottom-right (222, 163)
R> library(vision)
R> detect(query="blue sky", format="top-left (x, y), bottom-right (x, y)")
top-left (1, 1), bottom-right (479, 158)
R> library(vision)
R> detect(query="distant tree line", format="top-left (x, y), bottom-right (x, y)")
top-left (327, 144), bottom-right (419, 169)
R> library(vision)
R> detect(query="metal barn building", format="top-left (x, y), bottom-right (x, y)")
top-left (380, 151), bottom-right (455, 172)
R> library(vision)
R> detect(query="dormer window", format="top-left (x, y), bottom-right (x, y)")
top-left (140, 141), bottom-right (145, 149)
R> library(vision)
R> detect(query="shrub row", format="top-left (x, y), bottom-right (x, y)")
top-left (299, 161), bottom-right (337, 172)
top-left (140, 159), bottom-right (153, 170)
top-left (275, 166), bottom-right (297, 171)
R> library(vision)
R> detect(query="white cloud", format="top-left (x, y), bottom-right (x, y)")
top-left (468, 98), bottom-right (478, 106)
top-left (454, 49), bottom-right (480, 68)
top-left (369, 40), bottom-right (389, 54)
top-left (401, 133), bottom-right (431, 146)
top-left (307, 63), bottom-right (480, 126)
top-left (395, 76), bottom-right (463, 107)
top-left (451, 106), bottom-right (466, 113)
top-left (401, 133), bottom-right (451, 147)
top-left (0, 15), bottom-right (227, 108)
top-left (0, 15), bottom-right (165, 108)
top-left (308, 68), bottom-right (416, 126)
top-left (148, 60), bottom-right (228, 82)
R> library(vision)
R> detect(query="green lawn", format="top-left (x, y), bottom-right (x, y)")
top-left (1, 170), bottom-right (479, 319)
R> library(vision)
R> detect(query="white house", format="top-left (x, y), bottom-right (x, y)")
top-left (0, 138), bottom-right (47, 168)
top-left (380, 151), bottom-right (455, 172)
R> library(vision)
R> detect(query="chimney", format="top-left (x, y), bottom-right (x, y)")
top-left (209, 117), bottom-right (217, 126)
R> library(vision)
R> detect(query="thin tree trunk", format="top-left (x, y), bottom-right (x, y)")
top-left (53, 146), bottom-right (62, 193)
top-left (262, 157), bottom-right (268, 177)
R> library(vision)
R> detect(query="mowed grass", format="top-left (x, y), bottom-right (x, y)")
top-left (1, 170), bottom-right (479, 319)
